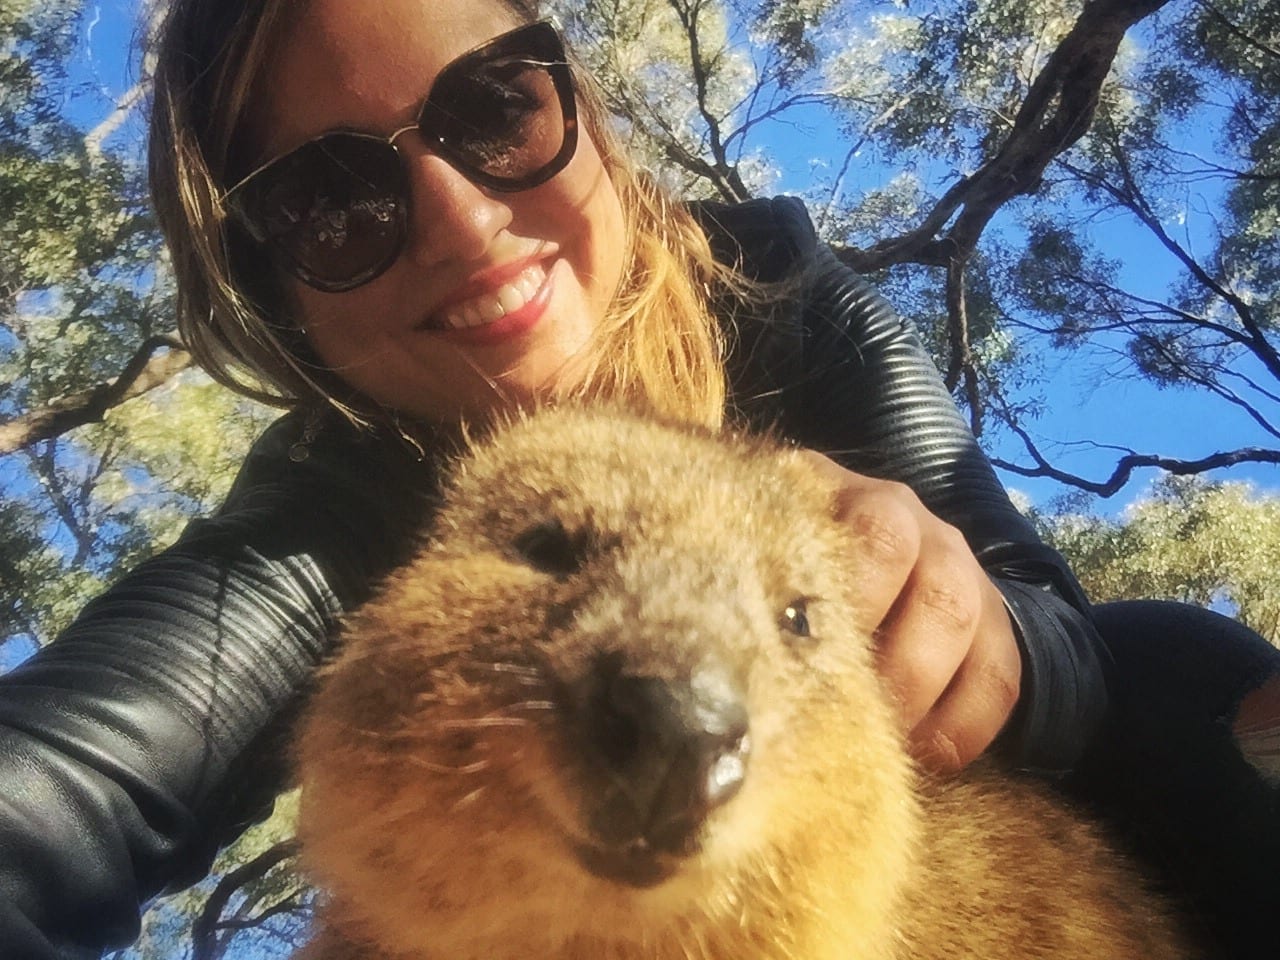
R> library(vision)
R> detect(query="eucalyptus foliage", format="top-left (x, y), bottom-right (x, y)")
top-left (1033, 476), bottom-right (1280, 643)
top-left (0, 1), bottom-right (271, 657)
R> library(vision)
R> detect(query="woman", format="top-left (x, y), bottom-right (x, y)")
top-left (0, 0), bottom-right (1274, 957)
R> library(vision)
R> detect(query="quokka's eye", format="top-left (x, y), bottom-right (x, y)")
top-left (780, 598), bottom-right (812, 640)
top-left (513, 518), bottom-right (586, 577)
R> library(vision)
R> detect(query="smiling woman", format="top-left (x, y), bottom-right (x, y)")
top-left (151, 0), bottom-right (728, 428)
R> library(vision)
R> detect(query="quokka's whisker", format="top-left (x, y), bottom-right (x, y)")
top-left (439, 716), bottom-right (534, 730)
top-left (485, 661), bottom-right (543, 677)
top-left (450, 787), bottom-right (488, 813)
top-left (404, 756), bottom-right (492, 775)
top-left (507, 700), bottom-right (556, 712)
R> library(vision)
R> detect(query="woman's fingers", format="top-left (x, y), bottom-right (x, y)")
top-left (797, 449), bottom-right (1023, 772)
top-left (874, 525), bottom-right (1022, 770)
top-left (905, 576), bottom-right (1023, 771)
top-left (833, 480), bottom-right (925, 635)
top-left (873, 521), bottom-right (982, 729)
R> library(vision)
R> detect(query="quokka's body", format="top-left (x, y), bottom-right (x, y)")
top-left (295, 406), bottom-right (1190, 960)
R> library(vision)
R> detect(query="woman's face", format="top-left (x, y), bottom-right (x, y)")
top-left (251, 0), bottom-right (626, 422)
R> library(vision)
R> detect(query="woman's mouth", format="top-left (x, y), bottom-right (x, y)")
top-left (430, 262), bottom-right (550, 334)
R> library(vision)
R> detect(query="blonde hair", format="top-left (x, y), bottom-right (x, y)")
top-left (148, 0), bottom-right (734, 430)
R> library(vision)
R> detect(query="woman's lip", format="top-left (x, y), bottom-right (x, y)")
top-left (431, 253), bottom-right (550, 316)
top-left (426, 262), bottom-right (556, 347)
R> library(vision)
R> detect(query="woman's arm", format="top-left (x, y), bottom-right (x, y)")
top-left (0, 413), bottom-right (432, 958)
top-left (788, 246), bottom-right (1112, 774)
top-left (693, 196), bottom-right (1112, 775)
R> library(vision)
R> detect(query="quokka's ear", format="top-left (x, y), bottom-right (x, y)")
top-left (777, 446), bottom-right (861, 521)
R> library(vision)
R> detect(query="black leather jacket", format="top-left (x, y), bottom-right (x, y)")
top-left (0, 197), bottom-right (1110, 959)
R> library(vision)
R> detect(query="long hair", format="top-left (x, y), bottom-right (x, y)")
top-left (148, 0), bottom-right (734, 429)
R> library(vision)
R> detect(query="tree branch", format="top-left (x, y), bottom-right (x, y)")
top-left (667, 0), bottom-right (751, 201)
top-left (1053, 270), bottom-right (1251, 345)
top-left (725, 91), bottom-right (835, 154)
top-left (1061, 149), bottom-right (1280, 381)
top-left (0, 335), bottom-right (191, 455)
top-left (836, 0), bottom-right (1173, 272)
top-left (23, 444), bottom-right (96, 566)
top-left (191, 840), bottom-right (299, 960)
top-left (1127, 332), bottom-right (1280, 440)
top-left (1194, 0), bottom-right (1280, 61)
top-left (217, 891), bottom-right (309, 934)
top-left (992, 419), bottom-right (1280, 497)
top-left (83, 81), bottom-right (147, 160)
top-left (943, 257), bottom-right (985, 435)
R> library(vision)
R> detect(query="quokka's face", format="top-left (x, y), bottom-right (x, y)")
top-left (297, 408), bottom-right (915, 953)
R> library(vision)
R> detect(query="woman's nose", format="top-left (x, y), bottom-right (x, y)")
top-left (401, 148), bottom-right (512, 266)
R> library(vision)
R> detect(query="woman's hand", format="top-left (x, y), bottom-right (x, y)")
top-left (800, 451), bottom-right (1023, 772)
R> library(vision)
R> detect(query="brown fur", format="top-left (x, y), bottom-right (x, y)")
top-left (295, 406), bottom-right (1190, 960)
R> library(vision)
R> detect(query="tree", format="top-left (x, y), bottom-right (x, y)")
top-left (0, 0), bottom-right (189, 451)
top-left (108, 795), bottom-right (311, 960)
top-left (549, 0), bottom-right (1279, 491)
top-left (0, 0), bottom-right (272, 656)
top-left (1029, 476), bottom-right (1280, 643)
top-left (994, 0), bottom-right (1280, 492)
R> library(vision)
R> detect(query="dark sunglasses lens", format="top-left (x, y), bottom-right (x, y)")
top-left (428, 53), bottom-right (567, 184)
top-left (238, 135), bottom-right (406, 288)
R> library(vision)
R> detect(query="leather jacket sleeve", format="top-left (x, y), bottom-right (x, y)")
top-left (692, 196), bottom-right (1113, 776)
top-left (0, 413), bottom-right (433, 959)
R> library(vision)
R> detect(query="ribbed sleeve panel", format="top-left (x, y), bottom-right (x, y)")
top-left (795, 251), bottom-right (1041, 543)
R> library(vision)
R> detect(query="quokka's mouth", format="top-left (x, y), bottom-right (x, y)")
top-left (573, 838), bottom-right (684, 889)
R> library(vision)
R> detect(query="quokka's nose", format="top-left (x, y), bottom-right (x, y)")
top-left (578, 655), bottom-right (751, 855)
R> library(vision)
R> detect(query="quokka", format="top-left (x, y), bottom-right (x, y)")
top-left (294, 406), bottom-right (1190, 960)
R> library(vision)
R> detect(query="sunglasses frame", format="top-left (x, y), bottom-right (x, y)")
top-left (222, 20), bottom-right (579, 293)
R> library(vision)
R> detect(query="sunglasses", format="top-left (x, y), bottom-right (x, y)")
top-left (223, 21), bottom-right (578, 293)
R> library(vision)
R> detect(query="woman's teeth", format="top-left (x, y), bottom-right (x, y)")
top-left (437, 263), bottom-right (546, 330)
